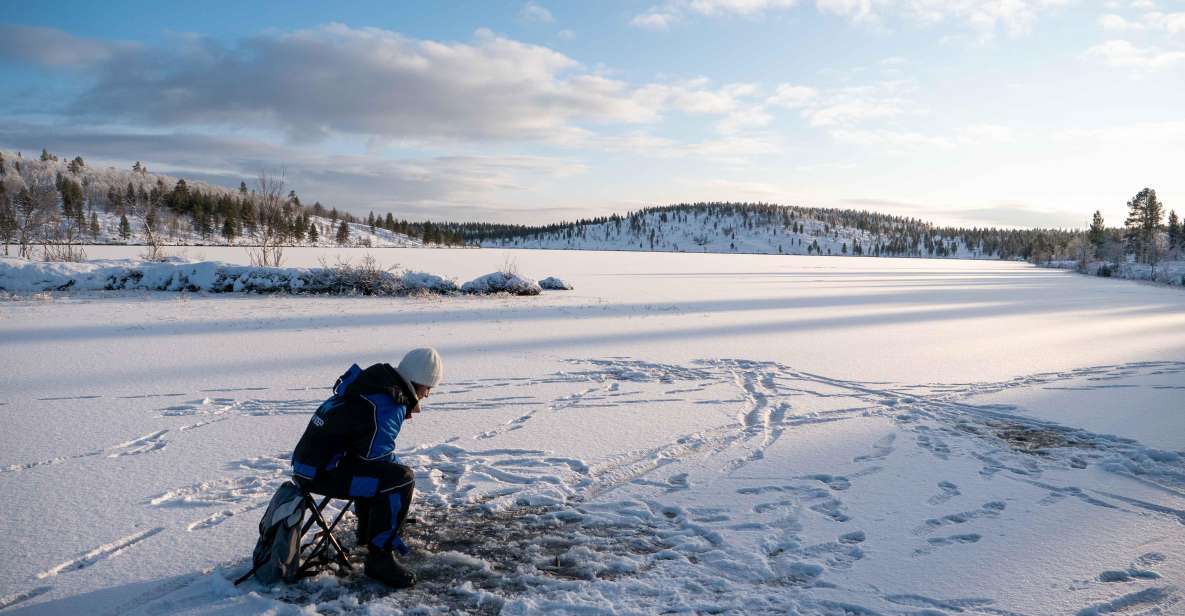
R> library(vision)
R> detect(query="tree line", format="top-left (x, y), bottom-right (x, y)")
top-left (2, 149), bottom-right (1175, 268)
top-left (0, 149), bottom-right (464, 260)
top-left (447, 202), bottom-right (1095, 261)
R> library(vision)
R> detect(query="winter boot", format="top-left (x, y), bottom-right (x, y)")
top-left (364, 549), bottom-right (416, 589)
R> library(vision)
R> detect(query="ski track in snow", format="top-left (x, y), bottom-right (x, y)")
top-left (5, 358), bottom-right (1185, 614)
top-left (34, 527), bottom-right (164, 580)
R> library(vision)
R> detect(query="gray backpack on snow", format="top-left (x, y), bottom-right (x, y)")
top-left (248, 480), bottom-right (306, 584)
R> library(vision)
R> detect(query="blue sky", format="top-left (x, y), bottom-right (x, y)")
top-left (2, 1), bottom-right (1183, 227)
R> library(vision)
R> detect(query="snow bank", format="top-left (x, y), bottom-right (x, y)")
top-left (0, 257), bottom-right (459, 296)
top-left (1045, 259), bottom-right (1185, 287)
top-left (539, 276), bottom-right (573, 290)
top-left (460, 271), bottom-right (542, 296)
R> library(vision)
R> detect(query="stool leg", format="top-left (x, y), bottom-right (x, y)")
top-left (298, 495), bottom-right (354, 577)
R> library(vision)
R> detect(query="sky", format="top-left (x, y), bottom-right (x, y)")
top-left (1, 1), bottom-right (1183, 228)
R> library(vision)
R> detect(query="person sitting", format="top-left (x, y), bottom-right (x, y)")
top-left (290, 347), bottom-right (443, 588)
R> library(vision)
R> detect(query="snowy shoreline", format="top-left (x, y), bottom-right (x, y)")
top-left (0, 257), bottom-right (553, 296)
top-left (1042, 259), bottom-right (1185, 288)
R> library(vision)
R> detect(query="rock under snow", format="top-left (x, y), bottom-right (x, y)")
top-left (539, 276), bottom-right (573, 290)
top-left (460, 271), bottom-right (542, 295)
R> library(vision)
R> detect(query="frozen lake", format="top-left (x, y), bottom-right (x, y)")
top-left (2, 248), bottom-right (1184, 615)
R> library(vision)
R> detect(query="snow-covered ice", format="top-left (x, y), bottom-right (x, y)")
top-left (2, 248), bottom-right (1184, 615)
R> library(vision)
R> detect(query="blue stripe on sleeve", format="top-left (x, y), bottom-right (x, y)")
top-left (363, 393), bottom-right (405, 460)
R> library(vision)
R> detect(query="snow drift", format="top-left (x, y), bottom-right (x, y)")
top-left (539, 276), bottom-right (573, 290)
top-left (459, 271), bottom-right (542, 296)
top-left (0, 258), bottom-right (559, 297)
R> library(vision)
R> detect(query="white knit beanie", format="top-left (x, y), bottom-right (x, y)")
top-left (398, 347), bottom-right (443, 388)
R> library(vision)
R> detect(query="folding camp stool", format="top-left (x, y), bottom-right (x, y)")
top-left (294, 487), bottom-right (356, 578)
top-left (234, 485), bottom-right (356, 585)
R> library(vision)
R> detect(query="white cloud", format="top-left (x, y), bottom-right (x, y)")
top-left (685, 134), bottom-right (784, 158)
top-left (1141, 11), bottom-right (1185, 34)
top-left (1059, 120), bottom-right (1185, 143)
top-left (19, 24), bottom-right (679, 143)
top-left (806, 100), bottom-right (905, 126)
top-left (716, 107), bottom-right (774, 133)
top-left (1099, 9), bottom-right (1185, 34)
top-left (630, 0), bottom-right (798, 28)
top-left (687, 0), bottom-right (799, 16)
top-left (630, 11), bottom-right (680, 29)
top-left (1099, 13), bottom-right (1145, 30)
top-left (633, 79), bottom-right (765, 124)
top-left (0, 24), bottom-right (138, 68)
top-left (827, 122), bottom-right (1016, 150)
top-left (816, 0), bottom-right (890, 24)
top-left (798, 81), bottom-right (916, 127)
top-left (633, 0), bottom-right (1069, 35)
top-left (829, 127), bottom-right (952, 148)
top-left (960, 123), bottom-right (1015, 143)
top-left (766, 84), bottom-right (819, 108)
top-left (815, 0), bottom-right (1071, 37)
top-left (1085, 39), bottom-right (1185, 69)
top-left (520, 2), bottom-right (555, 23)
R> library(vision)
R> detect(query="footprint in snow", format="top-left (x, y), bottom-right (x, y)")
top-left (1098, 552), bottom-right (1167, 583)
top-left (927, 481), bottom-right (961, 505)
top-left (913, 533), bottom-right (982, 556)
top-left (854, 433), bottom-right (896, 463)
top-left (913, 501), bottom-right (1006, 535)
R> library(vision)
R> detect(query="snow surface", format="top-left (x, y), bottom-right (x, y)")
top-left (2, 248), bottom-right (1185, 615)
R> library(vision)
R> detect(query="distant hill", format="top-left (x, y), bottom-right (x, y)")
top-left (450, 203), bottom-right (1082, 261)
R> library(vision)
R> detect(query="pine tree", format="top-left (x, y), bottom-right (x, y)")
top-left (68, 156), bottom-right (85, 174)
top-left (1124, 188), bottom-right (1164, 264)
top-left (40, 148), bottom-right (52, 162)
top-left (335, 220), bottom-right (350, 245)
top-left (222, 217), bottom-right (237, 243)
top-left (307, 221), bottom-right (319, 243)
top-left (1167, 210), bottom-right (1181, 253)
top-left (239, 181), bottom-right (248, 195)
top-left (292, 213), bottom-right (306, 242)
top-left (1087, 210), bottom-right (1106, 255)
top-left (118, 214), bottom-right (131, 240)
top-left (89, 211), bottom-right (100, 239)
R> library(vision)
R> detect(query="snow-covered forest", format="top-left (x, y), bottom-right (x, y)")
top-left (0, 149), bottom-right (465, 259)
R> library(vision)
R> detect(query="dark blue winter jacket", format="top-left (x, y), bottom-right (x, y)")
top-left (291, 363), bottom-right (419, 480)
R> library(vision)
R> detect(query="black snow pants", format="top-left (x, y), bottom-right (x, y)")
top-left (297, 458), bottom-right (414, 551)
